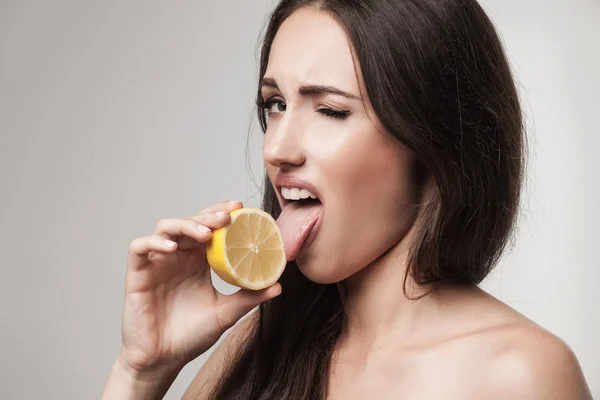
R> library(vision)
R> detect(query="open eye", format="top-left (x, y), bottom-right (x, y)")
top-left (260, 99), bottom-right (286, 115)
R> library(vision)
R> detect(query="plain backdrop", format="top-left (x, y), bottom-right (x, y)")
top-left (0, 0), bottom-right (598, 398)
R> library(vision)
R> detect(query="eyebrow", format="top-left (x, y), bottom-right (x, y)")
top-left (260, 77), bottom-right (360, 100)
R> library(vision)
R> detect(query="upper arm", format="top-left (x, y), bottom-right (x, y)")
top-left (182, 310), bottom-right (258, 400)
top-left (481, 326), bottom-right (592, 400)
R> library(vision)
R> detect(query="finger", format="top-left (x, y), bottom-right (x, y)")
top-left (188, 209), bottom-right (233, 229)
top-left (175, 212), bottom-right (235, 250)
top-left (152, 204), bottom-right (242, 251)
top-left (128, 234), bottom-right (178, 267)
top-left (216, 283), bottom-right (283, 330)
top-left (197, 200), bottom-right (243, 216)
top-left (154, 218), bottom-right (213, 245)
top-left (180, 208), bottom-right (243, 249)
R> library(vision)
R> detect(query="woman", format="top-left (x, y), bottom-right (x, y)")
top-left (103, 0), bottom-right (592, 399)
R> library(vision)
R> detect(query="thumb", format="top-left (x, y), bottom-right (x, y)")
top-left (218, 283), bottom-right (282, 329)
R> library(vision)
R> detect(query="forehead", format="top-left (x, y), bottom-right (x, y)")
top-left (265, 7), bottom-right (360, 91)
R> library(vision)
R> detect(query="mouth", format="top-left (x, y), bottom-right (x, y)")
top-left (275, 185), bottom-right (324, 261)
top-left (301, 206), bottom-right (323, 251)
top-left (279, 186), bottom-right (323, 208)
top-left (281, 197), bottom-right (322, 209)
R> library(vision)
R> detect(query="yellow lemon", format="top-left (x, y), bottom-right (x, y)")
top-left (206, 208), bottom-right (286, 290)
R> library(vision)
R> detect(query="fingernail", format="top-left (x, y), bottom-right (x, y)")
top-left (197, 225), bottom-right (210, 233)
top-left (228, 200), bottom-right (241, 205)
top-left (164, 240), bottom-right (176, 248)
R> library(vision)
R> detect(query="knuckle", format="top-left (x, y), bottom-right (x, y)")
top-left (155, 218), bottom-right (168, 230)
top-left (128, 237), bottom-right (144, 253)
top-left (155, 217), bottom-right (177, 232)
top-left (183, 217), bottom-right (201, 228)
top-left (197, 204), bottom-right (214, 214)
top-left (191, 213), bottom-right (212, 224)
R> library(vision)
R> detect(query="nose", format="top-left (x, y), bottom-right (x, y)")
top-left (263, 112), bottom-right (306, 169)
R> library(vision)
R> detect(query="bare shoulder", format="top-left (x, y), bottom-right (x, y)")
top-left (472, 323), bottom-right (592, 399)
top-left (182, 310), bottom-right (258, 400)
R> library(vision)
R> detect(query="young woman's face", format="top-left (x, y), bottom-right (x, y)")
top-left (263, 7), bottom-right (418, 283)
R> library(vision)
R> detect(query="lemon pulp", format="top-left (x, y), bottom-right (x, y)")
top-left (206, 208), bottom-right (286, 290)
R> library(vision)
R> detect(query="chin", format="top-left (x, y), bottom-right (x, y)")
top-left (295, 256), bottom-right (350, 285)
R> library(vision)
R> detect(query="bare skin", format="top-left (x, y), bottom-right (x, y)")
top-left (191, 6), bottom-right (591, 399)
top-left (325, 211), bottom-right (590, 399)
top-left (101, 201), bottom-right (281, 400)
top-left (328, 284), bottom-right (590, 399)
top-left (107, 5), bottom-right (592, 400)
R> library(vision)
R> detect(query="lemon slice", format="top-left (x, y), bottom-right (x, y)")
top-left (206, 208), bottom-right (286, 290)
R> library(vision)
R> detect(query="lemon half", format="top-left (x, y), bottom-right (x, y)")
top-left (206, 208), bottom-right (286, 290)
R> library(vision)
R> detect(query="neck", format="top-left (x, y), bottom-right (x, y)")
top-left (336, 229), bottom-right (444, 351)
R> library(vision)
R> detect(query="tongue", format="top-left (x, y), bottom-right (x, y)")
top-left (276, 201), bottom-right (322, 261)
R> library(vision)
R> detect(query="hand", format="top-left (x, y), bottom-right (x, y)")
top-left (118, 201), bottom-right (282, 376)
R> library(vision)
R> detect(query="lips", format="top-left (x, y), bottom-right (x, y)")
top-left (274, 174), bottom-right (323, 207)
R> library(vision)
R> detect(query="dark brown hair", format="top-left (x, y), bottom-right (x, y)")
top-left (212, 0), bottom-right (525, 398)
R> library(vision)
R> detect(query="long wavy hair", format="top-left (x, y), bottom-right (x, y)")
top-left (211, 0), bottom-right (525, 398)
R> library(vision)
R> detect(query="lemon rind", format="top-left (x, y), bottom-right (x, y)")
top-left (209, 208), bottom-right (286, 290)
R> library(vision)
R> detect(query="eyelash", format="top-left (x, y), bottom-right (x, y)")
top-left (258, 98), bottom-right (350, 120)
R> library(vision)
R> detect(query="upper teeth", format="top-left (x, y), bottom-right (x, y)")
top-left (281, 187), bottom-right (318, 200)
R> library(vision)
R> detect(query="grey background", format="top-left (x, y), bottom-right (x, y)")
top-left (0, 0), bottom-right (598, 398)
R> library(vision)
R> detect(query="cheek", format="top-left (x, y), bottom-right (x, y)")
top-left (319, 131), bottom-right (417, 278)
top-left (264, 163), bottom-right (282, 204)
top-left (327, 129), bottom-right (414, 220)
top-left (265, 163), bottom-right (276, 184)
